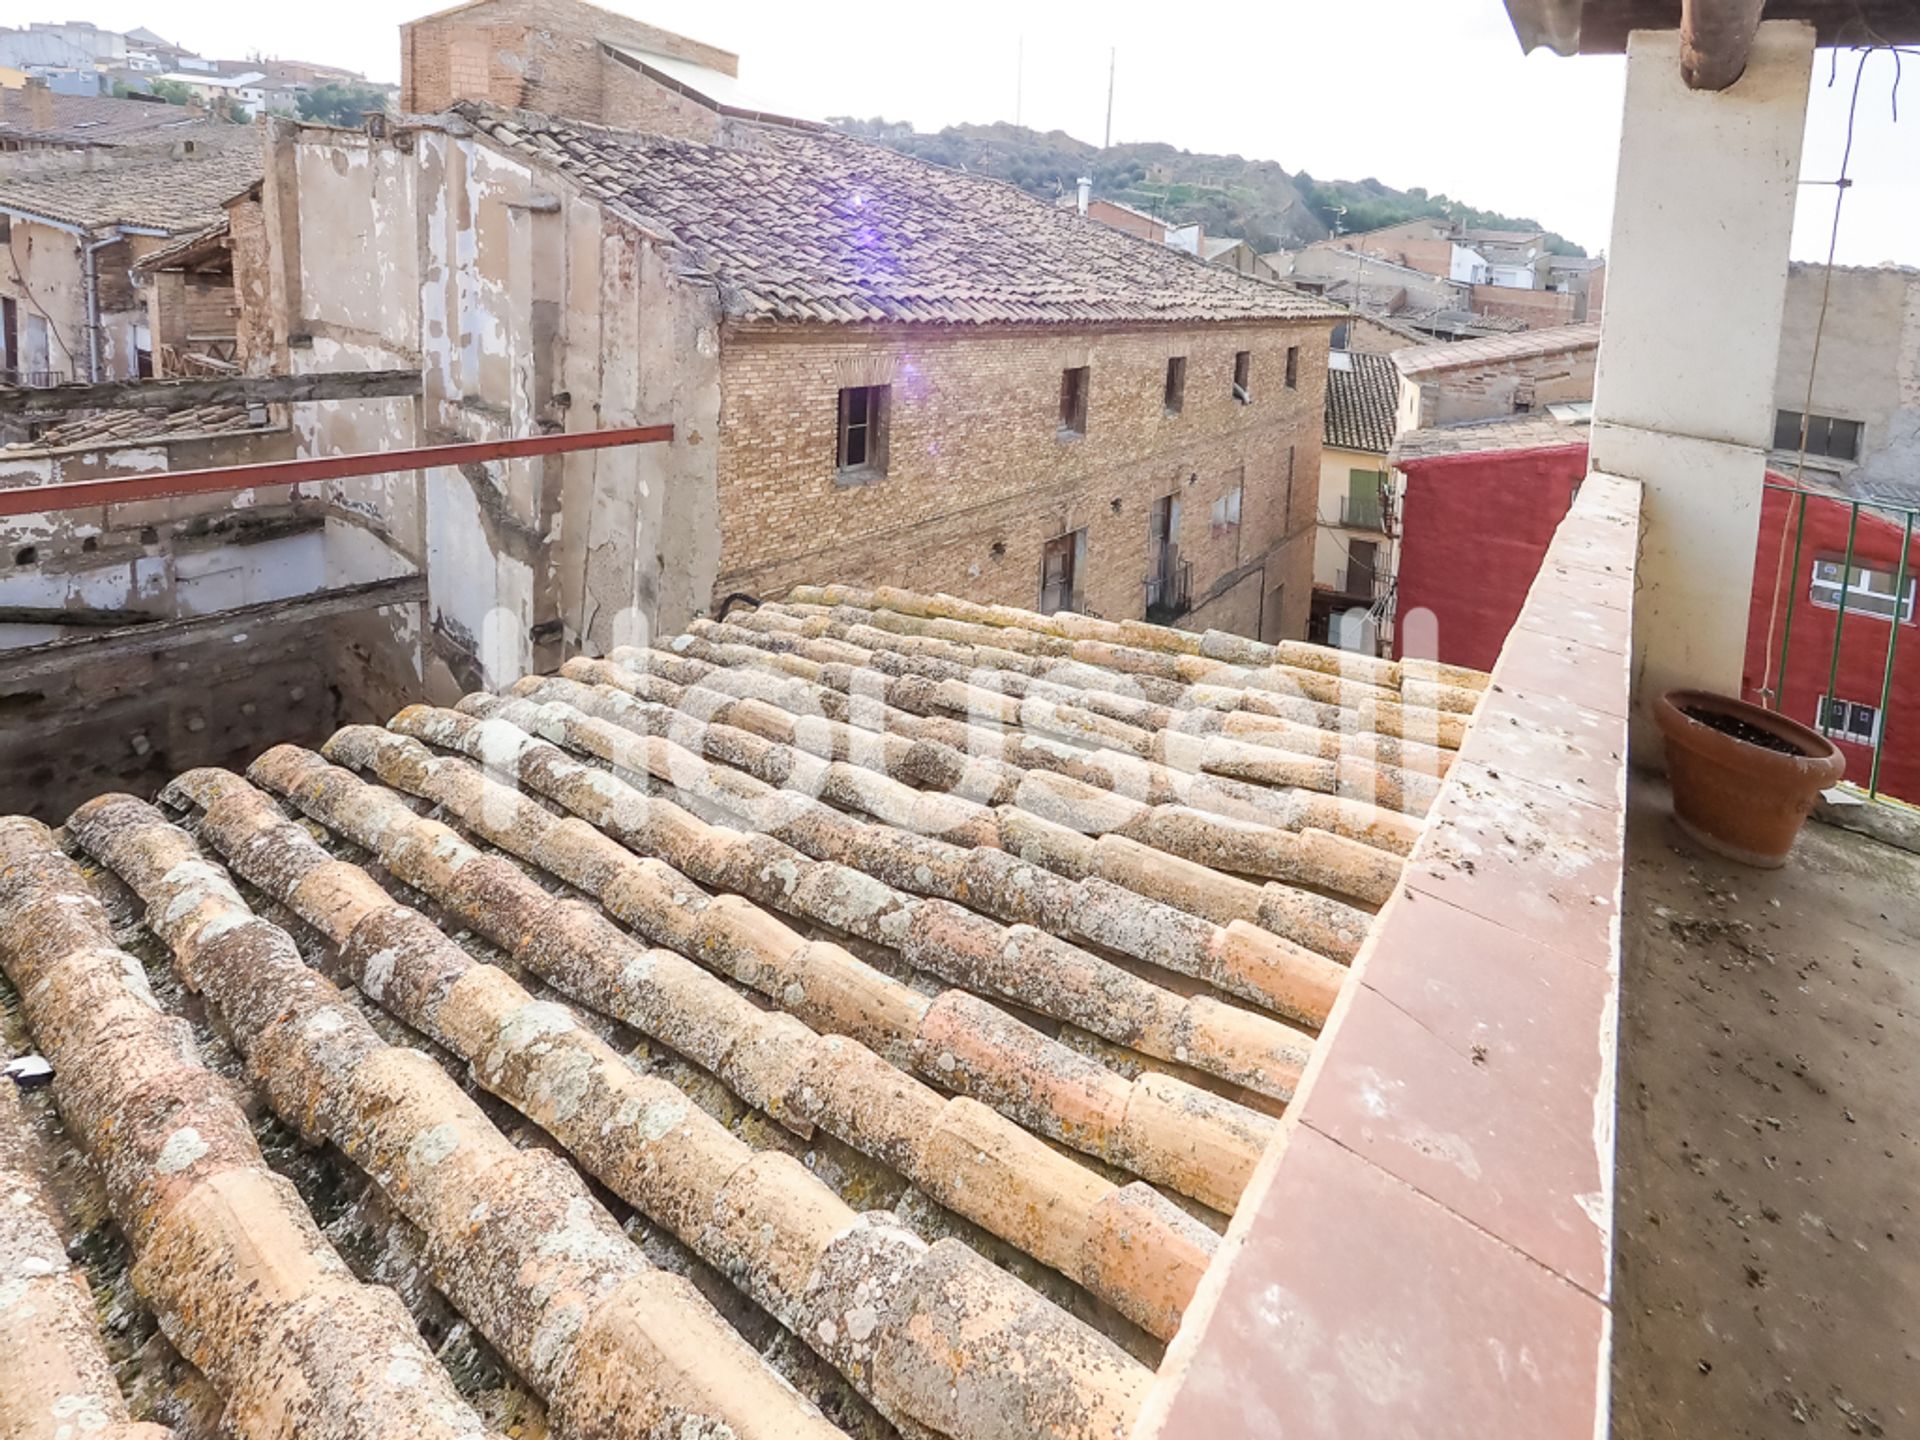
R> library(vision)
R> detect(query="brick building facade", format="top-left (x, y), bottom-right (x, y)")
top-left (717, 320), bottom-right (1326, 636)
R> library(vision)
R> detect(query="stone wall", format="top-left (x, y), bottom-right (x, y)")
top-left (715, 319), bottom-right (1328, 640)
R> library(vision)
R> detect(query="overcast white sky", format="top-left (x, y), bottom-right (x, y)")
top-left (69, 0), bottom-right (1918, 264)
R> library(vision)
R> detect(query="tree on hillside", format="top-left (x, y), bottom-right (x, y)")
top-left (298, 82), bottom-right (391, 126)
top-left (149, 79), bottom-right (194, 105)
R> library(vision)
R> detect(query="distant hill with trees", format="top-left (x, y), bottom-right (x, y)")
top-left (829, 117), bottom-right (1586, 257)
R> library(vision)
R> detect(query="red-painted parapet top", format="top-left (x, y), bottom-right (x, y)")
top-left (1138, 472), bottom-right (1641, 1440)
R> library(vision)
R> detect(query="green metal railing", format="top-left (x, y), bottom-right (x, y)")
top-left (1763, 481), bottom-right (1917, 800)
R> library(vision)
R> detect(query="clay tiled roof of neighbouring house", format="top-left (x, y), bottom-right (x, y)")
top-left (453, 105), bottom-right (1344, 327)
top-left (1390, 407), bottom-right (1592, 464)
top-left (0, 132), bottom-right (260, 233)
top-left (1393, 320), bottom-right (1603, 377)
top-left (1395, 305), bottom-right (1533, 338)
top-left (0, 585), bottom-right (1487, 1440)
top-left (1323, 350), bottom-right (1401, 454)
top-left (0, 89), bottom-right (221, 147)
top-left (131, 214), bottom-right (230, 271)
top-left (3, 402), bottom-right (268, 454)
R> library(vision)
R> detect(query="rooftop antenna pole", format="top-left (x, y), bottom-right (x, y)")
top-left (1103, 47), bottom-right (1115, 149)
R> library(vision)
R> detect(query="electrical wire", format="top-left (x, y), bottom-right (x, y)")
top-left (1757, 44), bottom-right (1887, 708)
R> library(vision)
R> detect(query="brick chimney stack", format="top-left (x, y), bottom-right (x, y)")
top-left (26, 77), bottom-right (54, 134)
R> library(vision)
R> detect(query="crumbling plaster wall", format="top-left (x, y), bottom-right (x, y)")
top-left (1, 216), bottom-right (89, 382)
top-left (266, 117), bottom-right (720, 706)
top-left (0, 424), bottom-right (305, 641)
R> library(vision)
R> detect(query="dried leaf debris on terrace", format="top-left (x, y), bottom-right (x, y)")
top-left (0, 584), bottom-right (1488, 1440)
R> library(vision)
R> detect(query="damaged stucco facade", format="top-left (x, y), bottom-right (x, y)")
top-left (0, 421), bottom-right (367, 820)
top-left (262, 115), bottom-right (721, 703)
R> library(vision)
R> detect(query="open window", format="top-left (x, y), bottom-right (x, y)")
top-left (1060, 366), bottom-right (1090, 436)
top-left (836, 383), bottom-right (890, 481)
top-left (1232, 350), bottom-right (1252, 404)
top-left (1040, 528), bottom-right (1086, 613)
top-left (1163, 356), bottom-right (1187, 416)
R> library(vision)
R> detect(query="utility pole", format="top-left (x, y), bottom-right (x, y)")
top-left (1016, 36), bottom-right (1023, 128)
top-left (1104, 47), bottom-right (1115, 149)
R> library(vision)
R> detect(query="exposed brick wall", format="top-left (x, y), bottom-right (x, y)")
top-left (1470, 283), bottom-right (1578, 328)
top-left (600, 54), bottom-right (720, 142)
top-left (226, 194), bottom-right (273, 371)
top-left (1087, 201), bottom-right (1164, 244)
top-left (1405, 345), bottom-right (1597, 428)
top-left (716, 321), bottom-right (1327, 640)
top-left (402, 0), bottom-right (737, 119)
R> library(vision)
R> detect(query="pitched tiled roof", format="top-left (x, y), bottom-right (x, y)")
top-left (1394, 321), bottom-right (1603, 377)
top-left (455, 105), bottom-right (1344, 327)
top-left (5, 403), bottom-right (267, 454)
top-left (0, 585), bottom-right (1486, 1440)
top-left (1391, 409), bottom-right (1592, 464)
top-left (0, 89), bottom-right (222, 147)
top-left (1396, 305), bottom-right (1531, 338)
top-left (1324, 351), bottom-right (1400, 453)
top-left (0, 132), bottom-right (260, 233)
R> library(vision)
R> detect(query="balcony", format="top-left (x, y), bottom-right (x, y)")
top-left (1332, 565), bottom-right (1382, 600)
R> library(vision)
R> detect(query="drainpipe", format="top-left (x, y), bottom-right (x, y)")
top-left (81, 231), bottom-right (120, 382)
top-left (1680, 0), bottom-right (1767, 90)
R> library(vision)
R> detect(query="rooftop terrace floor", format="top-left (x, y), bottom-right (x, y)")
top-left (1613, 780), bottom-right (1919, 1440)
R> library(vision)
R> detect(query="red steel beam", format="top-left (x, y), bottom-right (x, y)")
top-left (0, 424), bottom-right (674, 518)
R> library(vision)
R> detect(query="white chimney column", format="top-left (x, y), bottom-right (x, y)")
top-left (1076, 177), bottom-right (1091, 218)
top-left (1588, 20), bottom-right (1814, 758)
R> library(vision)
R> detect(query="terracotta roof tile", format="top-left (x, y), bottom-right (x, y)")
top-left (454, 104), bottom-right (1344, 328)
top-left (1391, 409), bottom-right (1592, 464)
top-left (1392, 321), bottom-right (1603, 377)
top-left (1323, 351), bottom-right (1400, 453)
top-left (0, 89), bottom-right (224, 147)
top-left (0, 586), bottom-right (1491, 1438)
top-left (0, 133), bottom-right (260, 233)
top-left (6, 402), bottom-right (266, 454)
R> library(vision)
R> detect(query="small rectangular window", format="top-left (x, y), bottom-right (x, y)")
top-left (1817, 694), bottom-right (1881, 746)
top-left (1284, 345), bottom-right (1299, 389)
top-left (1810, 557), bottom-right (1917, 622)
top-left (1775, 408), bottom-right (1862, 461)
top-left (1164, 356), bottom-right (1187, 415)
top-left (1209, 485), bottom-right (1243, 535)
top-left (1232, 351), bottom-right (1252, 404)
top-left (836, 383), bottom-right (890, 480)
top-left (1060, 366), bottom-right (1089, 436)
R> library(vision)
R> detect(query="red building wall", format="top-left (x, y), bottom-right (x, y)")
top-left (1392, 445), bottom-right (1587, 672)
top-left (1395, 450), bottom-right (1920, 805)
top-left (1744, 484), bottom-right (1920, 804)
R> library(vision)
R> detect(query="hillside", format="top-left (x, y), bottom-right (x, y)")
top-left (829, 117), bottom-right (1586, 257)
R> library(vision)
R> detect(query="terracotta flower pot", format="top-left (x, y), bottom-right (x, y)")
top-left (1654, 689), bottom-right (1847, 869)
